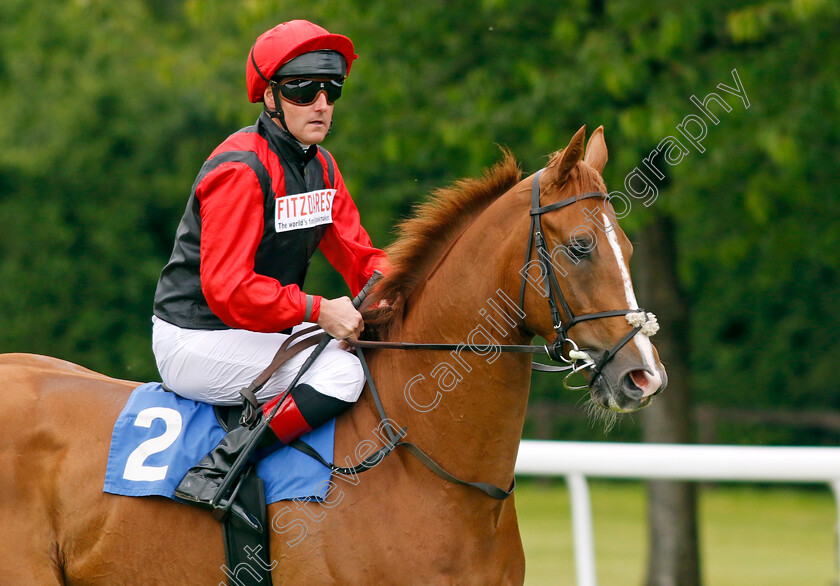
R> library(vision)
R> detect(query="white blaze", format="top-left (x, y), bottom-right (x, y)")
top-left (601, 214), bottom-right (662, 389)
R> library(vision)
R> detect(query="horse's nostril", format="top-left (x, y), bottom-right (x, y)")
top-left (620, 371), bottom-right (643, 397)
top-left (630, 370), bottom-right (648, 389)
top-left (626, 369), bottom-right (662, 398)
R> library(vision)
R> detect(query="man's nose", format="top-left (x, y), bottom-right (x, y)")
top-left (313, 91), bottom-right (330, 109)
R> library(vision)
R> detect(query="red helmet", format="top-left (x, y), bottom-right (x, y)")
top-left (246, 20), bottom-right (358, 103)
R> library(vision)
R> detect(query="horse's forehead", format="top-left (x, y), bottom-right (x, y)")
top-left (541, 193), bottom-right (611, 232)
top-left (542, 165), bottom-right (604, 198)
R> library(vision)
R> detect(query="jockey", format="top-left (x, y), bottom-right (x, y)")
top-left (151, 20), bottom-right (386, 527)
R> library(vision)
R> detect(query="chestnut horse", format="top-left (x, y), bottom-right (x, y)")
top-left (0, 126), bottom-right (665, 584)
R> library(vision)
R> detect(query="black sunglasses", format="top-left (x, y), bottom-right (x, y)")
top-left (274, 77), bottom-right (344, 105)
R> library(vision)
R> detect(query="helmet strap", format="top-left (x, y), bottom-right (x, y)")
top-left (251, 47), bottom-right (291, 132)
top-left (266, 80), bottom-right (291, 133)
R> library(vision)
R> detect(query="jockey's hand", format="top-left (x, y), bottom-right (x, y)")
top-left (317, 296), bottom-right (364, 341)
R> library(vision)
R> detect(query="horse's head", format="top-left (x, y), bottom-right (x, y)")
top-left (519, 126), bottom-right (667, 412)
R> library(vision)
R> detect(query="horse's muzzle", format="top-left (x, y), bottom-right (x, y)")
top-left (587, 354), bottom-right (667, 412)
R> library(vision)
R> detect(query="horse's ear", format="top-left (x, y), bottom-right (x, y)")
top-left (584, 125), bottom-right (608, 173)
top-left (546, 125), bottom-right (586, 186)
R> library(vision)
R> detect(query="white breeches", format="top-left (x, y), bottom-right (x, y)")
top-left (151, 316), bottom-right (365, 406)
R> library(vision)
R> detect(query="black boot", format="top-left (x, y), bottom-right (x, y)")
top-left (175, 384), bottom-right (349, 532)
top-left (175, 424), bottom-right (263, 532)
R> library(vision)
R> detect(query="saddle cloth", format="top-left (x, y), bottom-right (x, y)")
top-left (103, 382), bottom-right (334, 504)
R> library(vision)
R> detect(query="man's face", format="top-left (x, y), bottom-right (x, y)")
top-left (264, 82), bottom-right (334, 146)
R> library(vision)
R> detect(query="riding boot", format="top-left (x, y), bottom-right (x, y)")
top-left (174, 423), bottom-right (264, 531)
top-left (175, 385), bottom-right (351, 530)
top-left (260, 383), bottom-right (355, 444)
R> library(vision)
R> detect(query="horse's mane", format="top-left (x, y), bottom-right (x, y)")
top-left (363, 150), bottom-right (522, 340)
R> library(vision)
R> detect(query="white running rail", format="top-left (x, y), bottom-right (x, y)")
top-left (514, 440), bottom-right (840, 586)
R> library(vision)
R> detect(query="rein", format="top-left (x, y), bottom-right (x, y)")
top-left (353, 339), bottom-right (571, 373)
top-left (289, 343), bottom-right (514, 500)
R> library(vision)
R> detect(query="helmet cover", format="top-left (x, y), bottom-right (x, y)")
top-left (246, 20), bottom-right (357, 103)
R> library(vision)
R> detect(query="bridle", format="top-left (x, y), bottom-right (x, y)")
top-left (519, 168), bottom-right (658, 389)
top-left (355, 168), bottom-right (659, 390)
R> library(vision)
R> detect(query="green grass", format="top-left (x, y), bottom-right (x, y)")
top-left (515, 480), bottom-right (837, 586)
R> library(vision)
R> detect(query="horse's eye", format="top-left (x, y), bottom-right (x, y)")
top-left (568, 238), bottom-right (593, 260)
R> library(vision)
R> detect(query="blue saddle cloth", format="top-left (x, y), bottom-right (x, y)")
top-left (103, 383), bottom-right (334, 504)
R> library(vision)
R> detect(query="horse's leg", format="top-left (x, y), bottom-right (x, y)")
top-left (0, 356), bottom-right (70, 583)
top-left (0, 509), bottom-right (64, 584)
top-left (0, 462), bottom-right (65, 583)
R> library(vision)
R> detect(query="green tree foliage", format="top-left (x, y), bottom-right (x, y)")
top-left (0, 0), bottom-right (837, 446)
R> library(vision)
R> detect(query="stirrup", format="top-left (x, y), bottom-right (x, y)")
top-left (176, 475), bottom-right (262, 533)
top-left (210, 470), bottom-right (262, 533)
top-left (211, 497), bottom-right (263, 533)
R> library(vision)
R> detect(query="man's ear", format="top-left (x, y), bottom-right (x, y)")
top-left (263, 86), bottom-right (275, 109)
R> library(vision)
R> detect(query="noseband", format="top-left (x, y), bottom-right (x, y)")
top-left (518, 168), bottom-right (658, 389)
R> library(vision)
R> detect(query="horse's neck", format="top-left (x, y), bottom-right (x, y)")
top-left (369, 189), bottom-right (534, 488)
